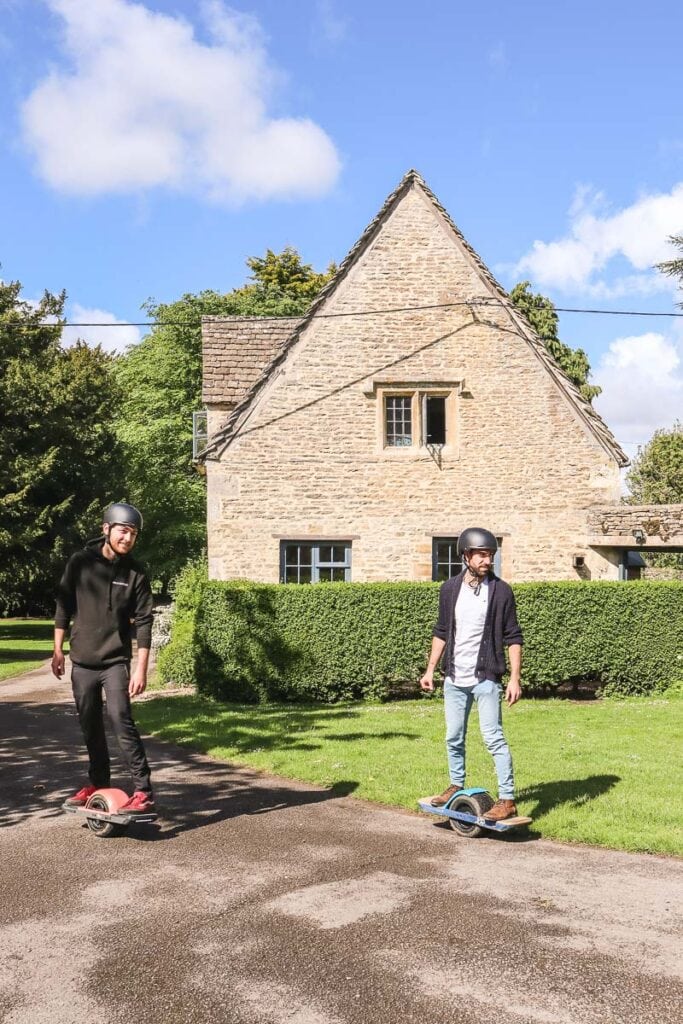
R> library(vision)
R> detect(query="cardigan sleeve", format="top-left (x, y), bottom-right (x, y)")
top-left (432, 582), bottom-right (449, 640)
top-left (502, 589), bottom-right (524, 646)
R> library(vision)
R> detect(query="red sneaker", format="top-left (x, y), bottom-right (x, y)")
top-left (64, 785), bottom-right (97, 807)
top-left (120, 791), bottom-right (155, 815)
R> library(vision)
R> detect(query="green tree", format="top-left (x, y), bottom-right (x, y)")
top-left (0, 280), bottom-right (119, 614)
top-left (626, 421), bottom-right (683, 570)
top-left (509, 281), bottom-right (601, 402)
top-left (114, 249), bottom-right (334, 591)
top-left (657, 235), bottom-right (683, 302)
top-left (626, 421), bottom-right (683, 504)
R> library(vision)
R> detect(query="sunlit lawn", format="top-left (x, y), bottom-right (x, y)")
top-left (0, 619), bottom-right (59, 681)
top-left (135, 690), bottom-right (683, 856)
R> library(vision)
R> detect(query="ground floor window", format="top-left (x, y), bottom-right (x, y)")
top-left (432, 536), bottom-right (502, 581)
top-left (280, 542), bottom-right (352, 583)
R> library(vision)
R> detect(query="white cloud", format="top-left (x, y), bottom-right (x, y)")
top-left (61, 304), bottom-right (141, 353)
top-left (511, 183), bottom-right (683, 295)
top-left (314, 1), bottom-right (348, 44)
top-left (21, 0), bottom-right (340, 204)
top-left (593, 329), bottom-right (683, 459)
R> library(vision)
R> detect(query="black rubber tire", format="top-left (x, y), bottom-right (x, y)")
top-left (447, 792), bottom-right (495, 838)
top-left (85, 795), bottom-right (122, 839)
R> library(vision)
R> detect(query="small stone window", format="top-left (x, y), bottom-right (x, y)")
top-left (384, 396), bottom-right (413, 447)
top-left (280, 542), bottom-right (352, 583)
top-left (432, 537), bottom-right (503, 581)
top-left (378, 387), bottom-right (455, 452)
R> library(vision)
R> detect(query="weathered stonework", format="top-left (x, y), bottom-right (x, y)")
top-left (202, 173), bottom-right (632, 584)
top-left (587, 505), bottom-right (683, 548)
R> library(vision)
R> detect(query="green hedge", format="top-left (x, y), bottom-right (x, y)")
top-left (158, 577), bottom-right (683, 702)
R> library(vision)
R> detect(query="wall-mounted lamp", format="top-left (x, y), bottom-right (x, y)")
top-left (572, 554), bottom-right (585, 569)
top-left (633, 528), bottom-right (646, 545)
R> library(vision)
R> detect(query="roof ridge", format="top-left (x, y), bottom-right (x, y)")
top-left (202, 170), bottom-right (627, 467)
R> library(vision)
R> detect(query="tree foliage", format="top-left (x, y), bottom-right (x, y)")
top-left (626, 421), bottom-right (683, 504)
top-left (0, 281), bottom-right (119, 614)
top-left (114, 249), bottom-right (335, 590)
top-left (626, 421), bottom-right (683, 570)
top-left (657, 235), bottom-right (683, 303)
top-left (509, 281), bottom-right (601, 402)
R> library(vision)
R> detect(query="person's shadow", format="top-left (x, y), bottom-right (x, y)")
top-left (519, 774), bottom-right (621, 820)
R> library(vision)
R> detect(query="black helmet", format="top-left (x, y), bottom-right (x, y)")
top-left (103, 502), bottom-right (143, 531)
top-left (457, 527), bottom-right (497, 556)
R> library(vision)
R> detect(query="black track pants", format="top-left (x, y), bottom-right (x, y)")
top-left (71, 662), bottom-right (152, 794)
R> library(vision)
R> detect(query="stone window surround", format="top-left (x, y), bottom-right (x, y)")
top-left (367, 380), bottom-right (461, 458)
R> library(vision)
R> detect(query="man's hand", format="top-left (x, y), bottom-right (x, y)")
top-left (51, 650), bottom-right (65, 679)
top-left (128, 669), bottom-right (147, 697)
top-left (420, 668), bottom-right (435, 692)
top-left (505, 678), bottom-right (522, 706)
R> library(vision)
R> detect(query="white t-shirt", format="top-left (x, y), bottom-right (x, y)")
top-left (449, 578), bottom-right (490, 688)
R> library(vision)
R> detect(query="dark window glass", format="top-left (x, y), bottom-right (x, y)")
top-left (432, 537), bottom-right (503, 580)
top-left (433, 539), bottom-right (462, 581)
top-left (385, 396), bottom-right (412, 447)
top-left (425, 395), bottom-right (446, 445)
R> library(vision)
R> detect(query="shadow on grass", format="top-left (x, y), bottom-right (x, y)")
top-left (519, 774), bottom-right (621, 819)
top-left (0, 622), bottom-right (53, 642)
top-left (135, 696), bottom-right (419, 757)
top-left (0, 696), bottom-right (360, 840)
top-left (0, 649), bottom-right (52, 663)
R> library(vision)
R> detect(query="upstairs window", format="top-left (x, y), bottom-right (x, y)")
top-left (280, 542), bottom-right (352, 583)
top-left (384, 396), bottom-right (413, 447)
top-left (380, 388), bottom-right (454, 452)
top-left (432, 537), bottom-right (503, 581)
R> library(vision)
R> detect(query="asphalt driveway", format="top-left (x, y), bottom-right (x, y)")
top-left (1, 665), bottom-right (681, 1024)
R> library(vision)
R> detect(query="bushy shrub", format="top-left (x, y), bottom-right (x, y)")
top-left (156, 556), bottom-right (207, 687)
top-left (158, 577), bottom-right (683, 702)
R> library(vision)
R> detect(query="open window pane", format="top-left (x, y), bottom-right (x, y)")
top-left (385, 396), bottom-right (412, 447)
top-left (425, 395), bottom-right (446, 445)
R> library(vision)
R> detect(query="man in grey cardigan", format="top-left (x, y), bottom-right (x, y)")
top-left (420, 527), bottom-right (523, 821)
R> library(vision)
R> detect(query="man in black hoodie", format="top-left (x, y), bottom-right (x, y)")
top-left (52, 503), bottom-right (155, 815)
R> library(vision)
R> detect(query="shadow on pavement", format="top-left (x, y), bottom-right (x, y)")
top-left (0, 697), bottom-right (358, 836)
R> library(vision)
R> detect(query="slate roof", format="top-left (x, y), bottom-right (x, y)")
top-left (199, 170), bottom-right (628, 467)
top-left (202, 316), bottom-right (302, 406)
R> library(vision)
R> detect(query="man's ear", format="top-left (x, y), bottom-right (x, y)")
top-left (102, 523), bottom-right (110, 539)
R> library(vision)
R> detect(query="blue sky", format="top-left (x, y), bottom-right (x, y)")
top-left (1, 0), bottom-right (682, 458)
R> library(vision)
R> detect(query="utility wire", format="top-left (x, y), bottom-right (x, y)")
top-left (3, 297), bottom-right (683, 329)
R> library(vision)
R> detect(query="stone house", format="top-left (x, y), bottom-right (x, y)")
top-left (198, 170), bottom-right (683, 583)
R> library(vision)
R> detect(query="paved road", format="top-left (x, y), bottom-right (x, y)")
top-left (1, 665), bottom-right (682, 1024)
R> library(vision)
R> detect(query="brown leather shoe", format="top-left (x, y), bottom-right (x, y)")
top-left (484, 799), bottom-right (517, 821)
top-left (430, 784), bottom-right (464, 807)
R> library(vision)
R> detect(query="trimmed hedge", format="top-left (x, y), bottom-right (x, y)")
top-left (158, 576), bottom-right (683, 702)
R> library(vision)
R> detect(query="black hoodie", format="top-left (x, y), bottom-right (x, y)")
top-left (55, 538), bottom-right (154, 668)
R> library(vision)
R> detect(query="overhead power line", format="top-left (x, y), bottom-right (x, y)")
top-left (4, 297), bottom-right (683, 329)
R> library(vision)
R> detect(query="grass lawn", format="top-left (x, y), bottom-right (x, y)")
top-left (0, 619), bottom-right (57, 680)
top-left (135, 691), bottom-right (683, 857)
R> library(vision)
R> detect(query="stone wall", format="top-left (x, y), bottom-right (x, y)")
top-left (587, 504), bottom-right (683, 547)
top-left (206, 185), bottom-right (623, 583)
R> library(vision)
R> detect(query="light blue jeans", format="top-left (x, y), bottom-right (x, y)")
top-left (444, 678), bottom-right (515, 800)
